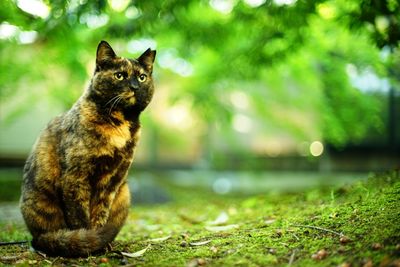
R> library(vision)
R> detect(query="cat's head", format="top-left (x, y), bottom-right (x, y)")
top-left (89, 40), bottom-right (156, 114)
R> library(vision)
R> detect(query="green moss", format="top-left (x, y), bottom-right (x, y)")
top-left (1, 171), bottom-right (399, 266)
top-left (0, 169), bottom-right (22, 202)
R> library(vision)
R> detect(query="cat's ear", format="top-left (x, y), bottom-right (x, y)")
top-left (138, 48), bottom-right (156, 72)
top-left (96, 41), bottom-right (117, 69)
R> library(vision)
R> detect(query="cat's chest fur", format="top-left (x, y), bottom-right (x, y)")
top-left (77, 100), bottom-right (140, 155)
top-left (97, 118), bottom-right (131, 149)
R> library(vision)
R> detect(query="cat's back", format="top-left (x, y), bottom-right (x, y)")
top-left (22, 109), bottom-right (76, 186)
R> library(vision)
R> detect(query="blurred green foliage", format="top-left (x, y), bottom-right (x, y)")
top-left (0, 0), bottom-right (399, 152)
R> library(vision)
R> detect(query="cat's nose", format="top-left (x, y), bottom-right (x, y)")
top-left (130, 79), bottom-right (139, 90)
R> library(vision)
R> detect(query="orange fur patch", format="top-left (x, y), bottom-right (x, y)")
top-left (98, 119), bottom-right (131, 149)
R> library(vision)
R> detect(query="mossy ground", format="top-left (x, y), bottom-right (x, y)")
top-left (0, 171), bottom-right (399, 266)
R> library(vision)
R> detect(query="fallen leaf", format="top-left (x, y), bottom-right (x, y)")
top-left (148, 235), bottom-right (171, 243)
top-left (208, 211), bottom-right (229, 226)
top-left (0, 255), bottom-right (24, 264)
top-left (189, 240), bottom-right (212, 246)
top-left (224, 248), bottom-right (237, 255)
top-left (264, 219), bottom-right (276, 225)
top-left (121, 244), bottom-right (151, 258)
top-left (205, 224), bottom-right (239, 232)
top-left (136, 219), bottom-right (161, 231)
top-left (35, 251), bottom-right (47, 258)
top-left (179, 214), bottom-right (204, 224)
top-left (144, 225), bottom-right (161, 231)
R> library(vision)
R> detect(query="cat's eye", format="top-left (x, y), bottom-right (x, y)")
top-left (114, 72), bottom-right (124, 81)
top-left (138, 74), bottom-right (147, 82)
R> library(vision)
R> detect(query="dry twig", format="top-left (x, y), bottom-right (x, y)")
top-left (291, 224), bottom-right (343, 237)
top-left (288, 249), bottom-right (297, 266)
top-left (0, 241), bottom-right (29, 246)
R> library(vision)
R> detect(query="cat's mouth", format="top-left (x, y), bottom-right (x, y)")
top-left (125, 92), bottom-right (136, 105)
top-left (128, 96), bottom-right (136, 105)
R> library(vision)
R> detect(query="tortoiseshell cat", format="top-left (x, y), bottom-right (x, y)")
top-left (20, 41), bottom-right (156, 257)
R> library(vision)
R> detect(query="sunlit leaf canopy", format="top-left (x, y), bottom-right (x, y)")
top-left (0, 0), bottom-right (399, 161)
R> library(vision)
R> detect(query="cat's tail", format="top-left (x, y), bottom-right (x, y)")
top-left (31, 224), bottom-right (119, 257)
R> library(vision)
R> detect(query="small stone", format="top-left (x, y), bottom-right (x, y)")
top-left (371, 243), bottom-right (383, 250)
top-left (187, 259), bottom-right (198, 267)
top-left (362, 258), bottom-right (373, 267)
top-left (181, 233), bottom-right (190, 240)
top-left (180, 241), bottom-right (188, 247)
top-left (224, 248), bottom-right (236, 255)
top-left (339, 236), bottom-right (351, 244)
top-left (197, 258), bottom-right (206, 265)
top-left (210, 246), bottom-right (218, 253)
top-left (275, 229), bottom-right (283, 237)
top-left (99, 257), bottom-right (109, 263)
top-left (337, 245), bottom-right (346, 253)
top-left (120, 258), bottom-right (129, 265)
top-left (329, 212), bottom-right (338, 218)
top-left (311, 249), bottom-right (328, 260)
top-left (187, 258), bottom-right (206, 267)
top-left (338, 262), bottom-right (351, 267)
top-left (268, 248), bottom-right (277, 255)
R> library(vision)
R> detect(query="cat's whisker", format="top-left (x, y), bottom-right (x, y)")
top-left (116, 95), bottom-right (123, 106)
top-left (108, 97), bottom-right (119, 115)
top-left (104, 95), bottom-right (121, 107)
top-left (108, 94), bottom-right (124, 115)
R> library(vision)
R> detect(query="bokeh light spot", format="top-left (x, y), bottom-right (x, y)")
top-left (213, 177), bottom-right (232, 194)
top-left (309, 141), bottom-right (324, 157)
